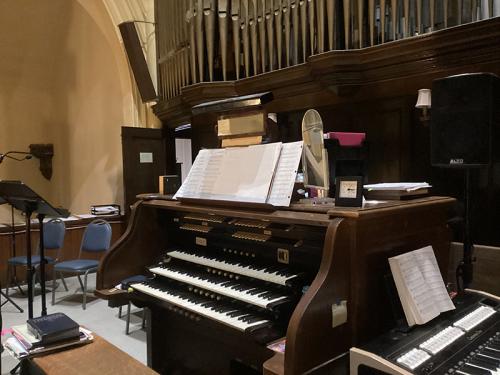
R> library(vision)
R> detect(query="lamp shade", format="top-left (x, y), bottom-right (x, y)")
top-left (416, 88), bottom-right (432, 108)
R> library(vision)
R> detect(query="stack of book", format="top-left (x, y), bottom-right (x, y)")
top-left (3, 313), bottom-right (93, 359)
top-left (364, 182), bottom-right (431, 200)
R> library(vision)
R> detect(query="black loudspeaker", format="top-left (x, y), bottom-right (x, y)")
top-left (430, 73), bottom-right (500, 167)
top-left (119, 22), bottom-right (157, 102)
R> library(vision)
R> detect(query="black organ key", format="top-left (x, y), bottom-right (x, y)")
top-left (482, 348), bottom-right (500, 360)
top-left (487, 341), bottom-right (500, 350)
top-left (469, 357), bottom-right (499, 371)
top-left (460, 364), bottom-right (491, 375)
top-left (476, 353), bottom-right (500, 367)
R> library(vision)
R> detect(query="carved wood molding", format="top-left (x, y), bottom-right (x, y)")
top-left (29, 143), bottom-right (54, 180)
top-left (153, 18), bottom-right (500, 127)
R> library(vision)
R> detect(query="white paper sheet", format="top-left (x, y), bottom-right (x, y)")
top-left (412, 246), bottom-right (455, 314)
top-left (175, 143), bottom-right (283, 204)
top-left (211, 143), bottom-right (282, 203)
top-left (75, 214), bottom-right (97, 219)
top-left (389, 246), bottom-right (455, 326)
top-left (364, 182), bottom-right (431, 191)
top-left (174, 149), bottom-right (225, 199)
top-left (267, 141), bottom-right (303, 207)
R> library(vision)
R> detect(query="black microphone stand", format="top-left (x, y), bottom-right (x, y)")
top-left (0, 153), bottom-right (37, 375)
top-left (0, 198), bottom-right (24, 313)
top-left (9, 205), bottom-right (23, 295)
top-left (0, 180), bottom-right (69, 321)
top-left (0, 151), bottom-right (32, 313)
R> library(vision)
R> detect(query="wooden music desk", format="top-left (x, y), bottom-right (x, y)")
top-left (20, 334), bottom-right (157, 375)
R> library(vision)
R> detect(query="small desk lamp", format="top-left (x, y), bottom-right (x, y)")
top-left (416, 88), bottom-right (432, 123)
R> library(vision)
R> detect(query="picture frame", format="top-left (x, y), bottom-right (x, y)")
top-left (335, 176), bottom-right (363, 207)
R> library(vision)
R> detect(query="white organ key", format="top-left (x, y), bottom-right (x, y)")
top-left (131, 282), bottom-right (270, 332)
top-left (396, 348), bottom-right (431, 370)
top-left (149, 266), bottom-right (288, 308)
top-left (167, 250), bottom-right (298, 286)
top-left (419, 326), bottom-right (465, 355)
top-left (453, 305), bottom-right (496, 332)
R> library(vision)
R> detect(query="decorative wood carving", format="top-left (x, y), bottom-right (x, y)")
top-left (29, 144), bottom-right (54, 180)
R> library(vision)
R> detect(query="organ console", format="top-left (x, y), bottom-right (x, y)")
top-left (350, 289), bottom-right (500, 375)
top-left (96, 195), bottom-right (455, 374)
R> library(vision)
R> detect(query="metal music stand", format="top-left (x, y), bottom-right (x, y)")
top-left (0, 197), bottom-right (24, 313)
top-left (0, 181), bottom-right (69, 319)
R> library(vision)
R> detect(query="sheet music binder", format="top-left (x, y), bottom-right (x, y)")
top-left (0, 181), bottom-right (69, 218)
top-left (175, 141), bottom-right (303, 208)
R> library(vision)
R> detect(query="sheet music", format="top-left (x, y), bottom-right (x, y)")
top-left (391, 252), bottom-right (440, 324)
top-left (267, 141), bottom-right (303, 207)
top-left (389, 246), bottom-right (455, 326)
top-left (211, 143), bottom-right (282, 203)
top-left (413, 246), bottom-right (455, 313)
top-left (175, 143), bottom-right (282, 204)
top-left (174, 149), bottom-right (224, 199)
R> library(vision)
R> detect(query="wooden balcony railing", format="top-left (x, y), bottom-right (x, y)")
top-left (153, 1), bottom-right (500, 125)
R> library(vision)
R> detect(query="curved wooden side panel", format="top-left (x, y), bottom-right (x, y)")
top-left (284, 218), bottom-right (352, 375)
top-left (96, 201), bottom-right (167, 292)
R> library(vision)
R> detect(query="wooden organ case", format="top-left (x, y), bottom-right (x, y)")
top-left (96, 196), bottom-right (455, 374)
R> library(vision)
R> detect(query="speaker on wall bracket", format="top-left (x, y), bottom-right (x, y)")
top-left (119, 21), bottom-right (157, 103)
top-left (430, 72), bottom-right (500, 168)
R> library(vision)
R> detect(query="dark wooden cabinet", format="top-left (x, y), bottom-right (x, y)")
top-left (121, 127), bottom-right (168, 215)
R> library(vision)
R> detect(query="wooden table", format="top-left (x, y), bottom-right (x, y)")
top-left (20, 334), bottom-right (157, 375)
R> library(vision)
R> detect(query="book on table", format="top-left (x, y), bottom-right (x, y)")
top-left (5, 326), bottom-right (93, 359)
top-left (388, 246), bottom-right (455, 326)
top-left (364, 182), bottom-right (431, 200)
top-left (27, 312), bottom-right (80, 346)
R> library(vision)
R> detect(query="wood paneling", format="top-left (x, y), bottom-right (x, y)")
top-left (450, 242), bottom-right (500, 296)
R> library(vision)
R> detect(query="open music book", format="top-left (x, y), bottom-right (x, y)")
top-left (389, 246), bottom-right (455, 326)
top-left (174, 141), bottom-right (303, 207)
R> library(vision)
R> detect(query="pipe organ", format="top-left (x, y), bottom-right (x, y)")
top-left (155, 0), bottom-right (498, 100)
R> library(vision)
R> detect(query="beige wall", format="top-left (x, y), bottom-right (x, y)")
top-left (0, 0), bottom-right (134, 221)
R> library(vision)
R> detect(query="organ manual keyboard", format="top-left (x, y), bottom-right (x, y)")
top-left (350, 290), bottom-right (500, 375)
top-left (95, 196), bottom-right (455, 375)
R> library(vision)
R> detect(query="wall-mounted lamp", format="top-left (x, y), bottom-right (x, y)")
top-left (416, 88), bottom-right (432, 124)
top-left (29, 144), bottom-right (54, 180)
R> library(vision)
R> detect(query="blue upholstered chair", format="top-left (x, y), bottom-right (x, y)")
top-left (51, 219), bottom-right (111, 309)
top-left (6, 219), bottom-right (66, 297)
